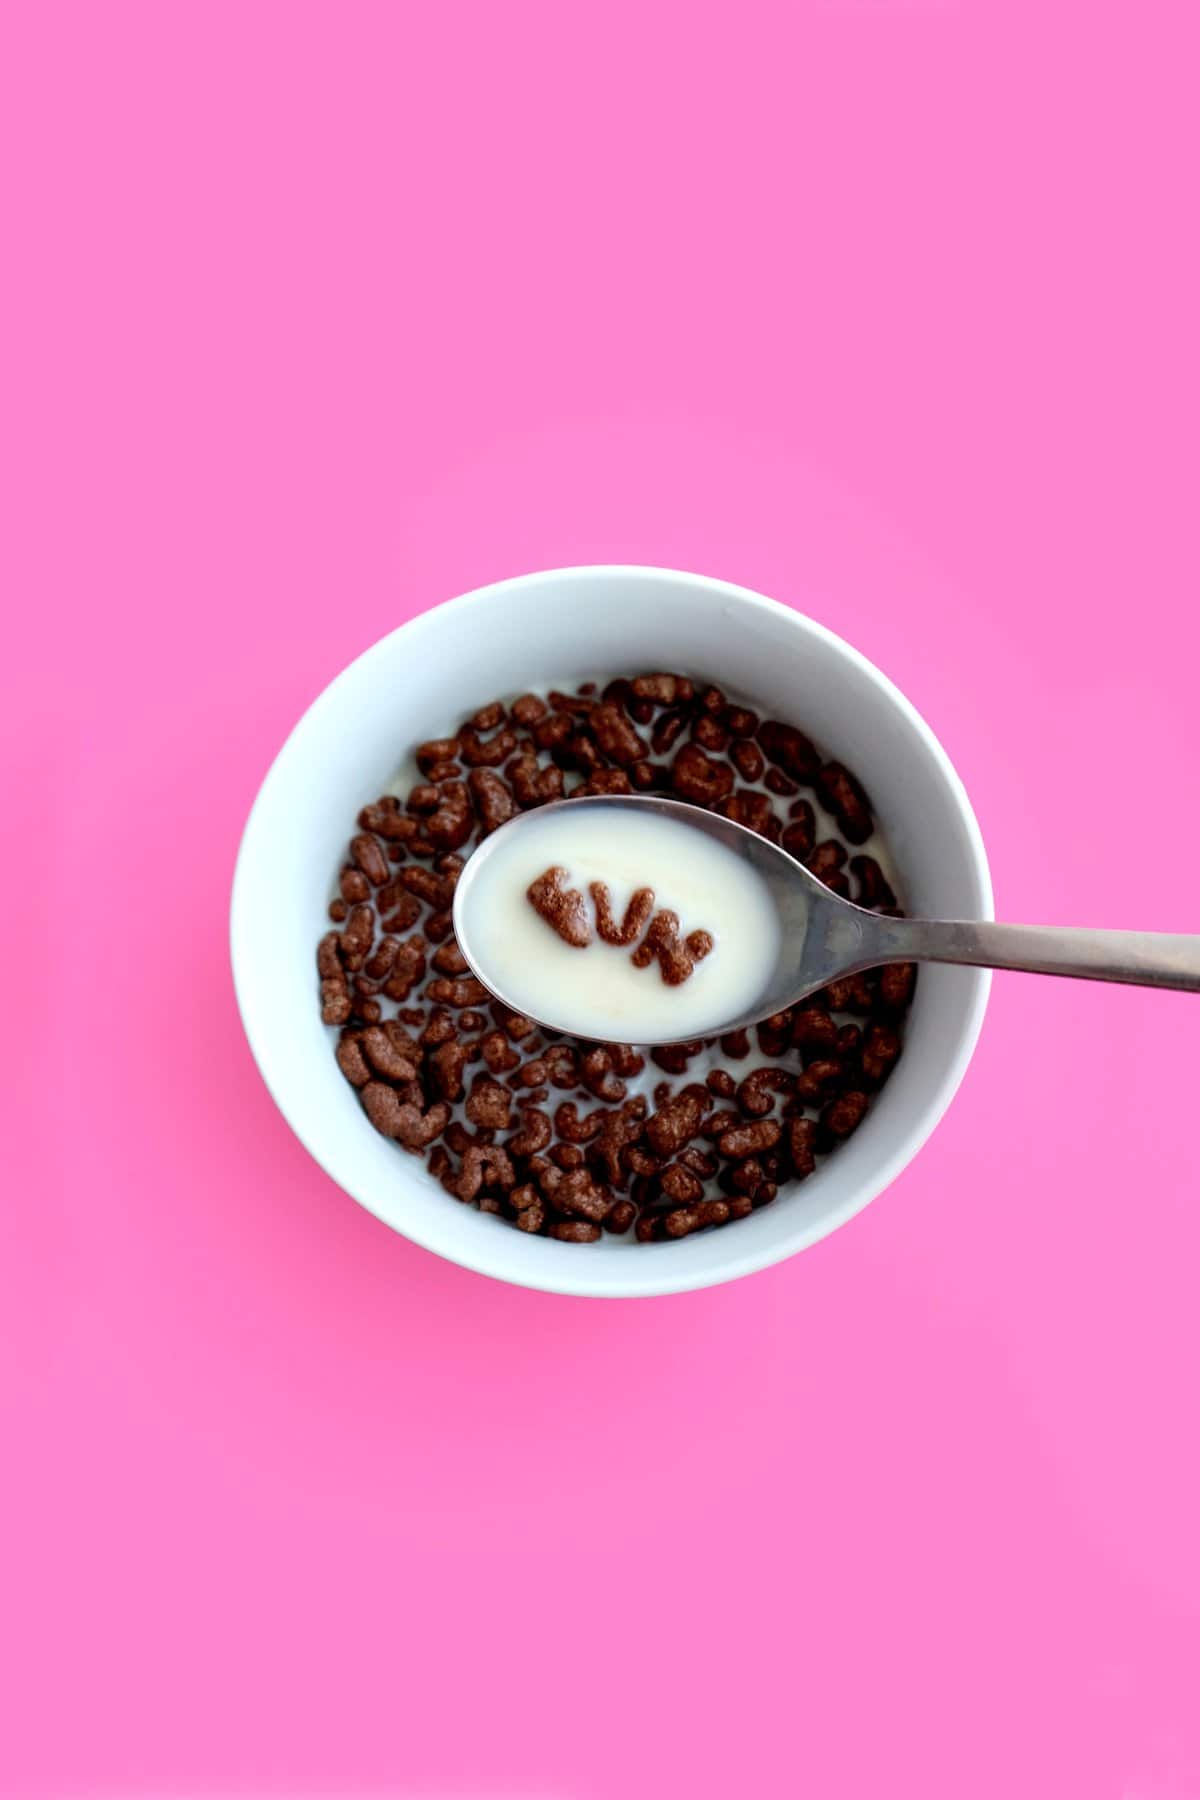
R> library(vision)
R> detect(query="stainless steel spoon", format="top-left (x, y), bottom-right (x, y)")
top-left (452, 793), bottom-right (1200, 1045)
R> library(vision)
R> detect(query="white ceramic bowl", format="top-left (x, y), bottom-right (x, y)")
top-left (231, 566), bottom-right (992, 1298)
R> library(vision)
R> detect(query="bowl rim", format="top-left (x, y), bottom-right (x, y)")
top-left (230, 563), bottom-right (994, 1298)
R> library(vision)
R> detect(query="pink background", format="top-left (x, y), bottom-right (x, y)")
top-left (4, 2), bottom-right (1199, 1795)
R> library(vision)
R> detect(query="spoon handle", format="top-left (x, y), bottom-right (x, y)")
top-left (862, 916), bottom-right (1200, 993)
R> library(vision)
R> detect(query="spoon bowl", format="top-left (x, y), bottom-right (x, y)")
top-left (452, 793), bottom-right (891, 1043)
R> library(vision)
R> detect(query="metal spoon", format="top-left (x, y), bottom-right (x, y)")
top-left (452, 793), bottom-right (1200, 1045)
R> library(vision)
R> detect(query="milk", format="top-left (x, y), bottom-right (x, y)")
top-left (458, 806), bottom-right (782, 1042)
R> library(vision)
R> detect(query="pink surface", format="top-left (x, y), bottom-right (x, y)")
top-left (3, 2), bottom-right (1199, 1795)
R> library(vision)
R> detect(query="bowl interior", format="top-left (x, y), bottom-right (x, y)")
top-left (231, 567), bottom-right (991, 1297)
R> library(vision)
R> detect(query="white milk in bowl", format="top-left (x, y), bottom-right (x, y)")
top-left (455, 804), bottom-right (782, 1041)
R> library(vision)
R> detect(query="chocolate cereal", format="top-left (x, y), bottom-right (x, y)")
top-left (315, 675), bottom-right (912, 1242)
